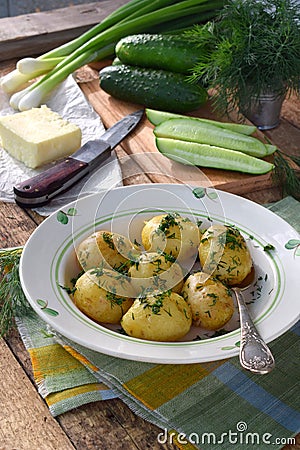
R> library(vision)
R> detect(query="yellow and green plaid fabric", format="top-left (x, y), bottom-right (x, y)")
top-left (16, 197), bottom-right (300, 449)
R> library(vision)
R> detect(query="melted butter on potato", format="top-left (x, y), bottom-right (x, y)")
top-left (121, 291), bottom-right (192, 341)
top-left (128, 252), bottom-right (184, 295)
top-left (182, 272), bottom-right (234, 330)
top-left (141, 213), bottom-right (200, 262)
top-left (199, 224), bottom-right (253, 285)
top-left (76, 230), bottom-right (139, 272)
top-left (73, 268), bottom-right (133, 324)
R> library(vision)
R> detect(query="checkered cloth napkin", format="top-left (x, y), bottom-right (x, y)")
top-left (16, 196), bottom-right (300, 449)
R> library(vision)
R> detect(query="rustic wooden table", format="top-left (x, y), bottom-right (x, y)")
top-left (0, 3), bottom-right (299, 449)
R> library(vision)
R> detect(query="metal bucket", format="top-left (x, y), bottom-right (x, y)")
top-left (243, 92), bottom-right (285, 130)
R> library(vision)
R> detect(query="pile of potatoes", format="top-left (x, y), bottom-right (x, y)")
top-left (71, 212), bottom-right (253, 342)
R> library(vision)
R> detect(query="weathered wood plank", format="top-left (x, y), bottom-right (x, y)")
top-left (0, 0), bottom-right (129, 60)
top-left (0, 201), bottom-right (37, 247)
top-left (0, 339), bottom-right (75, 450)
top-left (56, 399), bottom-right (178, 450)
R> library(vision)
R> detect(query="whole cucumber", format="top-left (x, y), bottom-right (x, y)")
top-left (99, 65), bottom-right (207, 113)
top-left (116, 34), bottom-right (200, 74)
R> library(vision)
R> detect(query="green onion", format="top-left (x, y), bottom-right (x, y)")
top-left (2, 0), bottom-right (224, 110)
top-left (17, 57), bottom-right (64, 74)
top-left (0, 69), bottom-right (32, 94)
top-left (2, 0), bottom-right (176, 93)
top-left (15, 44), bottom-right (115, 111)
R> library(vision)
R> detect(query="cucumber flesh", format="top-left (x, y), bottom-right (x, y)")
top-left (154, 118), bottom-right (268, 157)
top-left (156, 138), bottom-right (274, 175)
top-left (265, 144), bottom-right (277, 155)
top-left (146, 108), bottom-right (256, 135)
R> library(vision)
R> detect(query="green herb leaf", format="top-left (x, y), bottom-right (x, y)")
top-left (57, 211), bottom-right (69, 225)
top-left (285, 239), bottom-right (300, 250)
top-left (207, 191), bottom-right (218, 200)
top-left (67, 207), bottom-right (77, 216)
top-left (192, 187), bottom-right (205, 199)
top-left (36, 299), bottom-right (47, 308)
top-left (43, 307), bottom-right (59, 317)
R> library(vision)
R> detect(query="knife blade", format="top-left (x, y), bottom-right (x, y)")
top-left (13, 109), bottom-right (144, 208)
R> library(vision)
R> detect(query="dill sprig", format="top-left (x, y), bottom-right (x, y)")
top-left (187, 0), bottom-right (300, 116)
top-left (273, 151), bottom-right (300, 200)
top-left (0, 247), bottom-right (32, 338)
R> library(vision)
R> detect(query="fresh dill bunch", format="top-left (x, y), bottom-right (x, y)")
top-left (188, 0), bottom-right (300, 115)
top-left (0, 247), bottom-right (32, 338)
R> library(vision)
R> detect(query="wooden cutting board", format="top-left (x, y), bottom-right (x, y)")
top-left (78, 65), bottom-right (280, 202)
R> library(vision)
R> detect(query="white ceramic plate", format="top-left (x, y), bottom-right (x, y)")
top-left (20, 184), bottom-right (300, 363)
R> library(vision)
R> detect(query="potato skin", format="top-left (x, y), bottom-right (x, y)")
top-left (141, 213), bottom-right (200, 262)
top-left (128, 252), bottom-right (184, 295)
top-left (73, 268), bottom-right (133, 324)
top-left (76, 230), bottom-right (138, 272)
top-left (121, 291), bottom-right (192, 341)
top-left (199, 224), bottom-right (252, 285)
top-left (182, 272), bottom-right (234, 330)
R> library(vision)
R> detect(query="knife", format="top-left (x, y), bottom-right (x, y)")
top-left (13, 109), bottom-right (144, 208)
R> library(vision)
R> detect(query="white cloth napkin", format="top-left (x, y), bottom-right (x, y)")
top-left (0, 75), bottom-right (123, 216)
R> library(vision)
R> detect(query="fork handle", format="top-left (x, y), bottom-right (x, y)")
top-left (235, 288), bottom-right (275, 374)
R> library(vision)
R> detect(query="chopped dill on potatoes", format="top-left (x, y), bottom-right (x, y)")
top-left (161, 252), bottom-right (176, 263)
top-left (59, 284), bottom-right (77, 295)
top-left (223, 227), bottom-right (244, 250)
top-left (62, 210), bottom-right (262, 342)
top-left (60, 269), bottom-right (84, 295)
top-left (102, 232), bottom-right (115, 250)
top-left (90, 265), bottom-right (105, 278)
top-left (150, 257), bottom-right (164, 275)
top-left (106, 290), bottom-right (126, 307)
top-left (157, 213), bottom-right (179, 235)
top-left (114, 261), bottom-right (130, 275)
top-left (139, 290), bottom-right (172, 315)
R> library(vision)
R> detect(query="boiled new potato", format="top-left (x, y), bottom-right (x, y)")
top-left (73, 268), bottom-right (133, 324)
top-left (199, 224), bottom-right (253, 285)
top-left (182, 272), bottom-right (234, 330)
top-left (76, 230), bottom-right (139, 272)
top-left (141, 213), bottom-right (200, 262)
top-left (121, 291), bottom-right (192, 341)
top-left (128, 252), bottom-right (184, 295)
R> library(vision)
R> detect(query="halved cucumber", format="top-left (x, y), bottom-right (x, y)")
top-left (156, 138), bottom-right (274, 175)
top-left (146, 108), bottom-right (257, 136)
top-left (154, 118), bottom-right (269, 157)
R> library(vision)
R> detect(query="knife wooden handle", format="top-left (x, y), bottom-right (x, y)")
top-left (14, 157), bottom-right (88, 204)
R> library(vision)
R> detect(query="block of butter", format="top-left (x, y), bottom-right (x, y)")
top-left (0, 105), bottom-right (82, 168)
